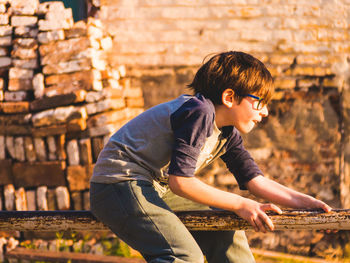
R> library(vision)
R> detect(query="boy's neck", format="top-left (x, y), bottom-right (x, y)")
top-left (214, 104), bottom-right (229, 129)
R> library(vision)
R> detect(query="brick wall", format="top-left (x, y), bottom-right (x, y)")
top-left (96, 0), bottom-right (350, 258)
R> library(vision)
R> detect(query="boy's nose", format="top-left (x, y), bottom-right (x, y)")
top-left (260, 105), bottom-right (268, 117)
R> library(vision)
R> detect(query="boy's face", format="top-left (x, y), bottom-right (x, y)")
top-left (220, 89), bottom-right (269, 133)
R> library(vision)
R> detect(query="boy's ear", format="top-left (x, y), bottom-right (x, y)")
top-left (222, 88), bottom-right (235, 108)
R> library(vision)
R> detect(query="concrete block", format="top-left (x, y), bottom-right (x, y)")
top-left (0, 159), bottom-right (13, 185)
top-left (67, 117), bottom-right (86, 133)
top-left (56, 134), bottom-right (66, 161)
top-left (15, 187), bottom-right (27, 211)
top-left (9, 68), bottom-right (34, 79)
top-left (14, 26), bottom-right (38, 38)
top-left (1, 102), bottom-right (30, 114)
top-left (79, 138), bottom-right (93, 165)
top-left (0, 56), bottom-right (11, 67)
top-left (33, 73), bottom-right (44, 99)
top-left (11, 0), bottom-right (38, 15)
top-left (83, 191), bottom-right (90, 210)
top-left (5, 136), bottom-right (15, 159)
top-left (12, 161), bottom-right (66, 188)
top-left (31, 106), bottom-right (81, 127)
top-left (0, 25), bottom-right (12, 36)
top-left (42, 58), bottom-right (91, 75)
top-left (71, 191), bottom-right (83, 210)
top-left (0, 36), bottom-right (11, 46)
top-left (14, 137), bottom-right (25, 162)
top-left (4, 184), bottom-right (15, 211)
top-left (26, 190), bottom-right (36, 211)
top-left (30, 90), bottom-right (86, 112)
top-left (0, 13), bottom-right (9, 25)
top-left (36, 186), bottom-right (48, 211)
top-left (0, 135), bottom-right (4, 159)
top-left (32, 125), bottom-right (67, 137)
top-left (92, 80), bottom-right (103, 91)
top-left (11, 47), bottom-right (37, 60)
top-left (65, 20), bottom-right (87, 38)
top-left (39, 37), bottom-right (90, 65)
top-left (12, 58), bottom-right (38, 69)
top-left (0, 47), bottom-right (8, 56)
top-left (4, 91), bottom-right (29, 102)
top-left (24, 136), bottom-right (36, 162)
top-left (13, 38), bottom-right (37, 48)
top-left (92, 137), bottom-right (104, 161)
top-left (38, 30), bottom-right (65, 44)
top-left (66, 139), bottom-right (80, 166)
top-left (100, 36), bottom-right (113, 50)
top-left (8, 79), bottom-right (33, 91)
top-left (33, 137), bottom-right (47, 162)
top-left (66, 165), bottom-right (92, 191)
top-left (38, 1), bottom-right (65, 15)
top-left (38, 17), bottom-right (73, 31)
top-left (45, 71), bottom-right (94, 91)
top-left (11, 16), bottom-right (38, 27)
top-left (55, 186), bottom-right (70, 210)
top-left (47, 136), bottom-right (57, 161)
top-left (0, 3), bottom-right (5, 13)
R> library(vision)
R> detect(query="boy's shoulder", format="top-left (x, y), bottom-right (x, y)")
top-left (173, 93), bottom-right (215, 115)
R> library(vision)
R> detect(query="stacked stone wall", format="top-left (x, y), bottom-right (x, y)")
top-left (0, 0), bottom-right (144, 212)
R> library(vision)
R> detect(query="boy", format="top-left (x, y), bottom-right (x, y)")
top-left (90, 51), bottom-right (331, 263)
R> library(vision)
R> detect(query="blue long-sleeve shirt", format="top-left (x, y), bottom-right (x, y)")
top-left (91, 93), bottom-right (262, 191)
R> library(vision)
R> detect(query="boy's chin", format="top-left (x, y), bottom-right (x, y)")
top-left (237, 124), bottom-right (255, 134)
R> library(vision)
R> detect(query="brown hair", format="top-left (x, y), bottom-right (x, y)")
top-left (187, 51), bottom-right (274, 105)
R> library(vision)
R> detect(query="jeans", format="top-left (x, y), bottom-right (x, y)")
top-left (90, 180), bottom-right (255, 263)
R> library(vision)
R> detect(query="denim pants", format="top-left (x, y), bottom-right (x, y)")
top-left (90, 180), bottom-right (255, 263)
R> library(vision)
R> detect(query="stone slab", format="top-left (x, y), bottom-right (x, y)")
top-left (8, 79), bottom-right (33, 91)
top-left (79, 138), bottom-right (93, 165)
top-left (66, 165), bottom-right (93, 191)
top-left (14, 26), bottom-right (38, 38)
top-left (30, 90), bottom-right (86, 112)
top-left (39, 37), bottom-right (90, 65)
top-left (0, 124), bottom-right (32, 135)
top-left (0, 159), bottom-right (13, 185)
top-left (12, 161), bottom-right (66, 188)
top-left (31, 125), bottom-right (67, 137)
top-left (0, 102), bottom-right (30, 113)
top-left (42, 58), bottom-right (91, 75)
top-left (11, 16), bottom-right (38, 27)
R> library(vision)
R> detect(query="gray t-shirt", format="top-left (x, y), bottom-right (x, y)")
top-left (91, 94), bottom-right (262, 191)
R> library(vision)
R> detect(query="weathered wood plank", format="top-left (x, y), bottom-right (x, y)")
top-left (0, 209), bottom-right (349, 232)
top-left (5, 247), bottom-right (145, 263)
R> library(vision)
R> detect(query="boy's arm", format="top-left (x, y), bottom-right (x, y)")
top-left (246, 175), bottom-right (332, 212)
top-left (168, 174), bottom-right (282, 232)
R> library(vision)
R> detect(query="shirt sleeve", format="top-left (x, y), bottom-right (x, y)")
top-left (220, 128), bottom-right (263, 190)
top-left (168, 98), bottom-right (214, 177)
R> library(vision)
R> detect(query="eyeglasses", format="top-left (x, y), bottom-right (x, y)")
top-left (243, 94), bottom-right (266, 110)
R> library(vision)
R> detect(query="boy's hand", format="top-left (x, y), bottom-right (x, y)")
top-left (235, 198), bottom-right (282, 233)
top-left (306, 197), bottom-right (332, 213)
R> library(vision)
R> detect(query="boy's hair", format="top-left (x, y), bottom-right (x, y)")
top-left (187, 51), bottom-right (274, 105)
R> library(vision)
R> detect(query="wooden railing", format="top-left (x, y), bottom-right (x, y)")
top-left (1, 209), bottom-right (350, 231)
